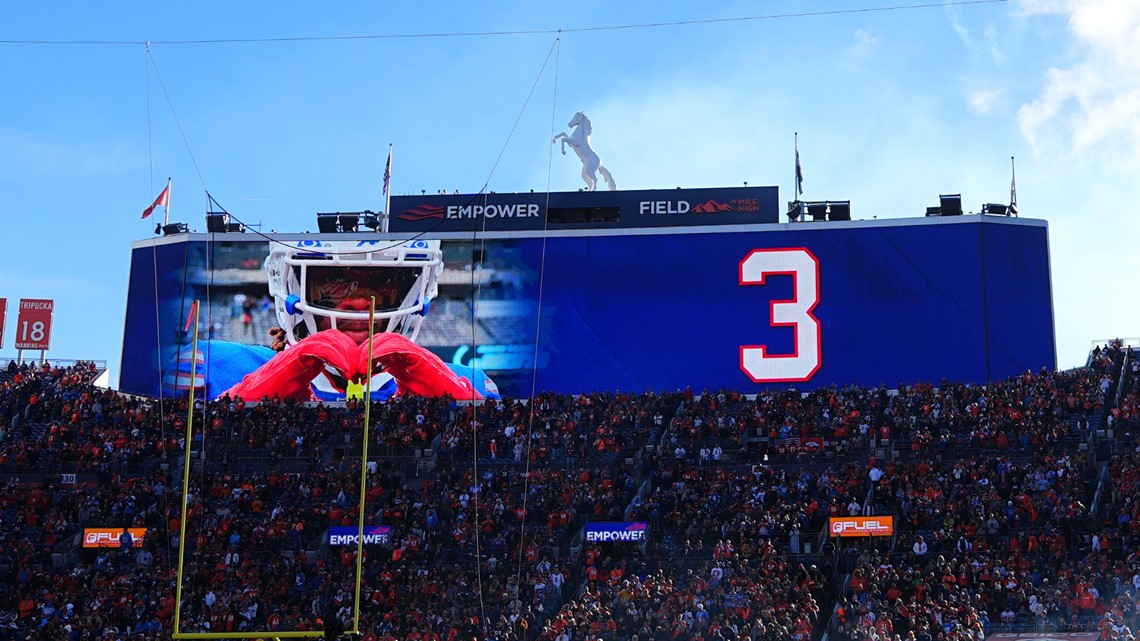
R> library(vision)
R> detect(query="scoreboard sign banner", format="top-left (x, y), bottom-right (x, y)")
top-left (389, 186), bottom-right (780, 233)
top-left (121, 216), bottom-right (1055, 399)
top-left (585, 522), bottom-right (648, 542)
top-left (14, 298), bottom-right (53, 350)
top-left (829, 516), bottom-right (894, 537)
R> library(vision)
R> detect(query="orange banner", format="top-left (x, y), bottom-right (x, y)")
top-left (829, 516), bottom-right (894, 537)
top-left (82, 528), bottom-right (147, 548)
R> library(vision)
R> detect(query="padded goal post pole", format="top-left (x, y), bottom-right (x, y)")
top-left (173, 300), bottom-right (199, 637)
top-left (351, 298), bottom-right (376, 634)
top-left (169, 300), bottom-right (354, 641)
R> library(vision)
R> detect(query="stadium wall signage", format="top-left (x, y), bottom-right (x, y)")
top-left (584, 521), bottom-right (648, 542)
top-left (83, 528), bottom-right (147, 548)
top-left (328, 525), bottom-right (392, 546)
top-left (389, 186), bottom-right (779, 232)
top-left (829, 516), bottom-right (894, 537)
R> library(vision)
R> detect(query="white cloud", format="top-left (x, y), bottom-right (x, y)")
top-left (1016, 0), bottom-right (1140, 167)
top-left (983, 25), bottom-right (1006, 64)
top-left (967, 89), bottom-right (1005, 115)
top-left (945, 3), bottom-right (974, 48)
top-left (838, 28), bottom-right (882, 69)
top-left (852, 28), bottom-right (881, 53)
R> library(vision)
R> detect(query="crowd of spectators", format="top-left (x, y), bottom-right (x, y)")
top-left (2, 350), bottom-right (1140, 641)
top-left (726, 369), bottom-right (1106, 460)
top-left (439, 392), bottom-right (681, 466)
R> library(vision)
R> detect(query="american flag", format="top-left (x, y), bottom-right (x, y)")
top-left (795, 148), bottom-right (803, 196)
top-left (382, 147), bottom-right (392, 198)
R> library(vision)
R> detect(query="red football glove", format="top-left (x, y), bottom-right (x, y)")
top-left (225, 330), bottom-right (359, 401)
top-left (361, 333), bottom-right (483, 400)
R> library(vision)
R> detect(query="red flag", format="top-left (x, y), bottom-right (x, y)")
top-left (142, 180), bottom-right (171, 219)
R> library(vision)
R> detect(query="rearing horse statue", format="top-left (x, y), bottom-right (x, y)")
top-left (552, 112), bottom-right (617, 191)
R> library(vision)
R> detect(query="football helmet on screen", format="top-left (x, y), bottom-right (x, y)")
top-left (265, 239), bottom-right (443, 346)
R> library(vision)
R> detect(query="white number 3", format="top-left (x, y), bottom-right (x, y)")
top-left (739, 248), bottom-right (822, 382)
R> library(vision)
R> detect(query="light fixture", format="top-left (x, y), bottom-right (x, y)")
top-left (338, 214), bottom-right (359, 233)
top-left (982, 203), bottom-right (1008, 216)
top-left (206, 213), bottom-right (227, 233)
top-left (161, 223), bottom-right (189, 236)
top-left (827, 201), bottom-right (851, 221)
top-left (939, 194), bottom-right (962, 216)
top-left (807, 203), bottom-right (828, 222)
top-left (787, 201), bottom-right (803, 222)
top-left (316, 213), bottom-right (339, 233)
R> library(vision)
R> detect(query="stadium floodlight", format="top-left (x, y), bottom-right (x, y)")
top-left (827, 201), bottom-right (851, 221)
top-left (316, 213), bottom-right (339, 233)
top-left (206, 212), bottom-right (244, 233)
top-left (982, 203), bottom-right (1008, 216)
top-left (807, 202), bottom-right (828, 222)
top-left (925, 206), bottom-right (941, 217)
top-left (205, 213), bottom-right (227, 233)
top-left (362, 211), bottom-right (381, 231)
top-left (939, 194), bottom-right (962, 216)
top-left (339, 213), bottom-right (359, 233)
top-left (161, 223), bottom-right (189, 236)
top-left (787, 201), bottom-right (803, 222)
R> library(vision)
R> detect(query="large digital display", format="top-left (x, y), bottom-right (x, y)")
top-left (120, 215), bottom-right (1055, 399)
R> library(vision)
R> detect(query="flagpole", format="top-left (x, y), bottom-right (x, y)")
top-left (1009, 156), bottom-right (1018, 217)
top-left (794, 132), bottom-right (798, 202)
top-left (164, 177), bottom-right (172, 226)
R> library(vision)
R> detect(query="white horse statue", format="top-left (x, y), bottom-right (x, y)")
top-left (552, 112), bottom-right (617, 191)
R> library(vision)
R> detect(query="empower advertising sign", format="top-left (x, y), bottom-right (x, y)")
top-left (829, 516), bottom-right (894, 537)
top-left (328, 525), bottom-right (392, 546)
top-left (585, 522), bottom-right (648, 543)
top-left (121, 216), bottom-right (1054, 398)
top-left (388, 186), bottom-right (779, 232)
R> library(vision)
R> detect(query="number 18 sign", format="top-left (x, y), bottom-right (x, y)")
top-left (15, 299), bottom-right (54, 350)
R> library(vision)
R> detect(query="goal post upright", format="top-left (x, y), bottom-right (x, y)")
top-left (351, 298), bottom-right (377, 635)
top-left (172, 300), bottom-right (199, 638)
top-left (168, 299), bottom-right (343, 641)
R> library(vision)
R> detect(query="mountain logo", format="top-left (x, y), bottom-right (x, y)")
top-left (397, 204), bottom-right (445, 221)
top-left (691, 199), bottom-right (735, 213)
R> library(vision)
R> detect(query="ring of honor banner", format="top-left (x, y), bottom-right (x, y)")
top-left (120, 214), bottom-right (1055, 398)
top-left (15, 298), bottom-right (53, 350)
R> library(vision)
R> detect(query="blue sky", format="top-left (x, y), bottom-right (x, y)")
top-left (1, 1), bottom-right (1137, 381)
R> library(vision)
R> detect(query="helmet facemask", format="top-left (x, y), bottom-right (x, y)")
top-left (267, 241), bottom-right (442, 347)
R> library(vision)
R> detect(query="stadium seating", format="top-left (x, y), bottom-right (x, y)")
top-left (1, 346), bottom-right (1139, 641)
